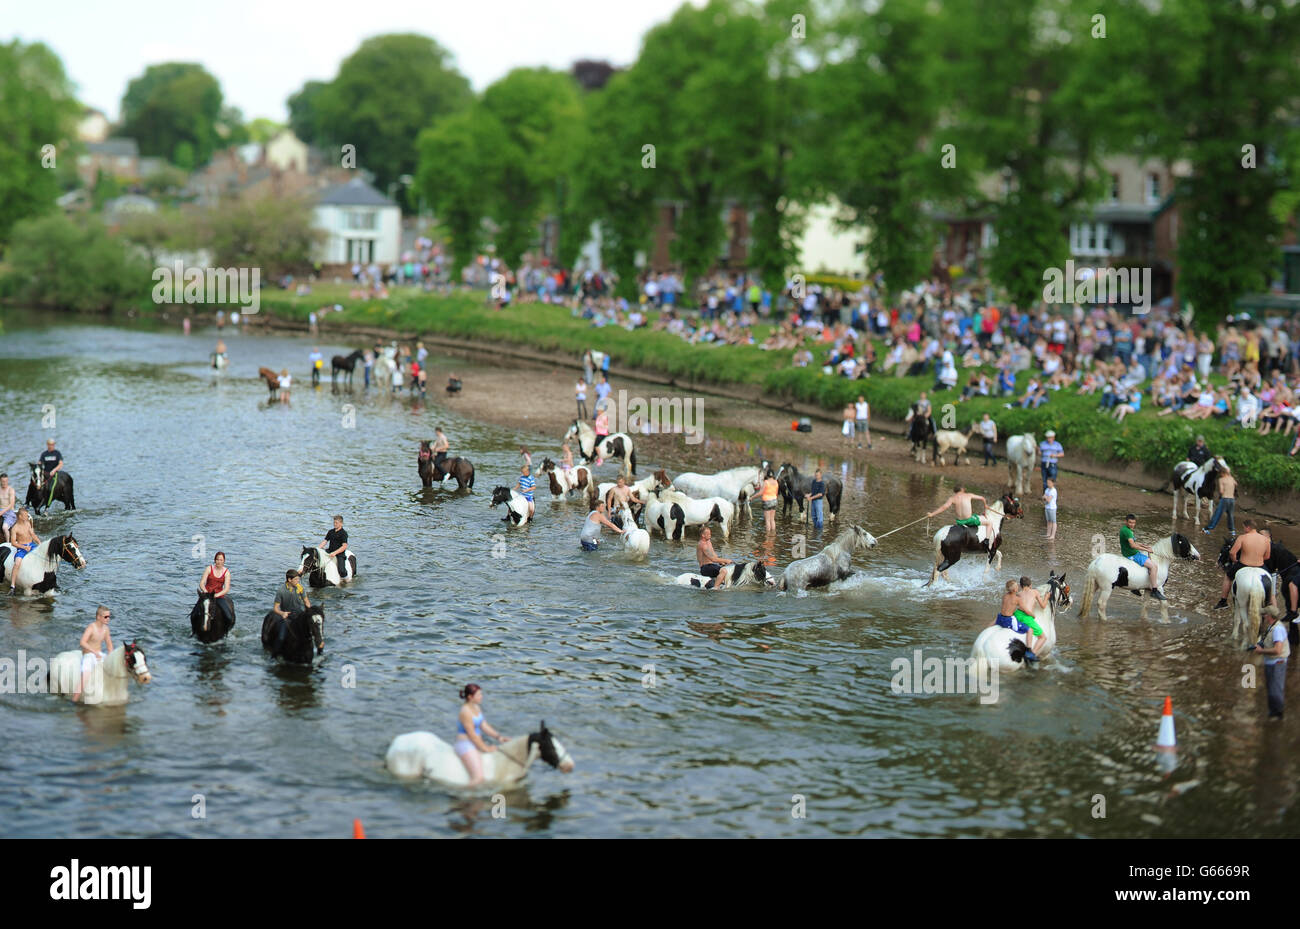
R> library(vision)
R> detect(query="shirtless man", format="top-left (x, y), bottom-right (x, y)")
top-left (0, 473), bottom-right (15, 543)
top-left (696, 527), bottom-right (734, 590)
top-left (1015, 576), bottom-right (1050, 656)
top-left (991, 579), bottom-right (1040, 662)
top-left (927, 484), bottom-right (990, 534)
top-left (8, 508), bottom-right (39, 593)
top-left (431, 427), bottom-right (450, 473)
top-left (607, 475), bottom-right (643, 513)
top-left (72, 605), bottom-right (113, 703)
top-left (1215, 519), bottom-right (1273, 610)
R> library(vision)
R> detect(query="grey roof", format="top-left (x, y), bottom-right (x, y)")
top-left (86, 138), bottom-right (139, 157)
top-left (316, 176), bottom-right (397, 207)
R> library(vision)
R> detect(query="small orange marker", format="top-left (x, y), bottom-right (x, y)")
top-left (353, 818), bottom-right (366, 839)
top-left (1155, 696), bottom-right (1176, 751)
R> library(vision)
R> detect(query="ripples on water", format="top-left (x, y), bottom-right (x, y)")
top-left (0, 317), bottom-right (1296, 837)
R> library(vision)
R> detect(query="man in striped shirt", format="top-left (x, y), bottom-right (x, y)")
top-left (515, 464), bottom-right (536, 519)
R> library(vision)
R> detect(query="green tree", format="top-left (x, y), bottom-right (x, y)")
top-left (415, 108), bottom-right (507, 276)
top-left (315, 34), bottom-right (473, 191)
top-left (2, 213), bottom-right (153, 311)
top-left (120, 63), bottom-right (224, 168)
top-left (202, 196), bottom-right (324, 275)
top-left (287, 80), bottom-right (329, 145)
top-left (0, 40), bottom-right (80, 245)
top-left (246, 118), bottom-right (286, 145)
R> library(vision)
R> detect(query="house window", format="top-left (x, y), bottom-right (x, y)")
top-left (980, 223), bottom-right (997, 249)
top-left (1109, 173), bottom-right (1120, 202)
top-left (346, 210), bottom-right (377, 231)
top-left (1145, 172), bottom-right (1160, 204)
top-left (1097, 222), bottom-right (1112, 255)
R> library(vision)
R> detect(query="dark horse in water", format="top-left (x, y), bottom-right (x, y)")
top-left (258, 367), bottom-right (281, 400)
top-left (261, 604), bottom-right (325, 664)
top-left (907, 406), bottom-right (939, 464)
top-left (924, 492), bottom-right (1023, 585)
top-left (26, 463), bottom-right (75, 514)
top-left (332, 350), bottom-right (365, 386)
top-left (775, 463), bottom-right (843, 520)
top-left (190, 591), bottom-right (236, 643)
top-left (418, 441), bottom-right (475, 491)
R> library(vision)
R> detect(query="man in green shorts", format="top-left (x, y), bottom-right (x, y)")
top-left (927, 484), bottom-right (990, 534)
top-left (1120, 513), bottom-right (1165, 600)
top-left (994, 578), bottom-right (1040, 662)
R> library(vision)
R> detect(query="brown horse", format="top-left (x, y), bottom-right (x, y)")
top-left (539, 458), bottom-right (596, 503)
top-left (418, 441), bottom-right (475, 491)
top-left (258, 367), bottom-right (280, 399)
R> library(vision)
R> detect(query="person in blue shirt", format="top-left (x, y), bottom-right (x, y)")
top-left (515, 464), bottom-right (536, 519)
top-left (1038, 430), bottom-right (1064, 493)
top-left (805, 469), bottom-right (827, 530)
top-left (308, 347), bottom-right (324, 386)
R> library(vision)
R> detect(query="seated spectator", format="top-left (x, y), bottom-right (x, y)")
top-left (1113, 388), bottom-right (1142, 423)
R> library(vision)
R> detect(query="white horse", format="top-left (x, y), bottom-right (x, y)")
top-left (489, 486), bottom-right (532, 526)
top-left (777, 525), bottom-right (878, 592)
top-left (1006, 434), bottom-right (1037, 496)
top-left (386, 722), bottom-right (574, 789)
top-left (564, 420), bottom-right (637, 478)
top-left (933, 429), bottom-right (973, 467)
top-left (1231, 566), bottom-right (1281, 649)
top-left (48, 642), bottom-right (152, 706)
top-left (297, 545), bottom-right (357, 587)
top-left (374, 343), bottom-right (399, 387)
top-left (1077, 533), bottom-right (1201, 624)
top-left (1170, 457), bottom-right (1228, 525)
top-left (645, 486), bottom-right (734, 540)
top-left (1, 534), bottom-right (87, 595)
top-left (670, 461), bottom-right (769, 513)
top-left (675, 561), bottom-right (770, 589)
top-left (971, 572), bottom-right (1070, 677)
top-left (539, 458), bottom-right (597, 504)
top-left (616, 505), bottom-right (650, 557)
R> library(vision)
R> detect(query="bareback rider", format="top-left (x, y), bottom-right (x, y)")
top-left (323, 515), bottom-right (350, 579)
top-left (927, 485), bottom-right (990, 536)
top-left (0, 473), bottom-right (15, 543)
top-left (695, 527), bottom-right (734, 590)
top-left (992, 578), bottom-right (1040, 663)
top-left (7, 508), bottom-right (39, 593)
top-left (1119, 513), bottom-right (1166, 600)
top-left (431, 427), bottom-right (450, 473)
top-left (1213, 519), bottom-right (1273, 611)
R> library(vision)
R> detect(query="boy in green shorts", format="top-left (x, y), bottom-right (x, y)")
top-left (994, 578), bottom-right (1041, 662)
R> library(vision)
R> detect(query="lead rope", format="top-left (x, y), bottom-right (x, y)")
top-left (875, 513), bottom-right (932, 540)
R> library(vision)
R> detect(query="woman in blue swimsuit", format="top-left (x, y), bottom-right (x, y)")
top-left (455, 683), bottom-right (508, 785)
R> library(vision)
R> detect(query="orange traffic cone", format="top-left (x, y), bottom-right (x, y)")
top-left (353, 818), bottom-right (366, 839)
top-left (1155, 696), bottom-right (1176, 751)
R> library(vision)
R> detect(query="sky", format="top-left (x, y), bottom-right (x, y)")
top-left (4, 0), bottom-right (700, 123)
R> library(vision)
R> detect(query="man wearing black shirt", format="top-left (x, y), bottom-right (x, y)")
top-left (1187, 435), bottom-right (1211, 467)
top-left (323, 515), bottom-right (349, 579)
top-left (1261, 528), bottom-right (1300, 625)
top-left (39, 439), bottom-right (63, 480)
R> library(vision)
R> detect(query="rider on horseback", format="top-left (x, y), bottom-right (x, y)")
top-left (993, 579), bottom-right (1040, 662)
top-left (39, 439), bottom-right (63, 487)
top-left (431, 427), bottom-right (450, 472)
top-left (696, 527), bottom-right (734, 590)
top-left (7, 508), bottom-right (38, 593)
top-left (323, 516), bottom-right (349, 579)
top-left (1120, 514), bottom-right (1166, 600)
top-left (927, 485), bottom-right (991, 536)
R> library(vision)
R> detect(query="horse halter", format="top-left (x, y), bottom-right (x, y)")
top-left (62, 537), bottom-right (83, 566)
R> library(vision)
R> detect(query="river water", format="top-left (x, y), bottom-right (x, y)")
top-left (0, 313), bottom-right (1296, 838)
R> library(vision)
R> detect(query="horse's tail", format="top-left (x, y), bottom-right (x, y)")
top-left (629, 447), bottom-right (637, 476)
top-left (1247, 581), bottom-right (1266, 643)
top-left (1079, 572), bottom-right (1096, 619)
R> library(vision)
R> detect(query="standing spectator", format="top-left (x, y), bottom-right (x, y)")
top-left (842, 403), bottom-right (855, 446)
top-left (855, 395), bottom-right (871, 449)
top-left (1253, 612), bottom-right (1289, 720)
top-left (1042, 477), bottom-right (1058, 541)
top-left (277, 368), bottom-right (291, 404)
top-left (977, 412), bottom-right (998, 466)
top-left (1203, 467), bottom-right (1237, 535)
top-left (309, 347), bottom-right (323, 386)
top-left (1039, 430), bottom-right (1064, 492)
top-left (582, 348), bottom-right (595, 386)
top-left (806, 468), bottom-right (827, 530)
top-left (362, 349), bottom-right (374, 389)
top-left (1187, 435), bottom-right (1211, 466)
top-left (594, 373), bottom-right (612, 415)
top-left (575, 377), bottom-right (588, 420)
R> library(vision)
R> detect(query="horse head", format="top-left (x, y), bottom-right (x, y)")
top-left (298, 547), bottom-right (318, 575)
top-left (652, 469), bottom-right (672, 491)
top-left (852, 525), bottom-right (879, 550)
top-left (123, 641), bottom-right (152, 684)
top-left (528, 721), bottom-right (575, 773)
top-left (1000, 494), bottom-right (1023, 518)
top-left (1213, 456), bottom-right (1230, 475)
top-left (305, 605), bottom-right (325, 653)
top-left (1048, 571), bottom-right (1071, 611)
top-left (28, 462), bottom-right (42, 489)
top-left (540, 457), bottom-right (557, 473)
top-left (490, 486), bottom-right (512, 508)
top-left (55, 535), bottom-right (87, 569)
top-left (1169, 533), bottom-right (1201, 561)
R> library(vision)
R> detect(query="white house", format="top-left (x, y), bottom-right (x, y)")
top-left (265, 130), bottom-right (309, 173)
top-left (313, 177), bottom-right (401, 265)
top-left (795, 200), bottom-right (870, 277)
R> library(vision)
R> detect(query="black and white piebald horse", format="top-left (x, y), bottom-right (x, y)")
top-left (540, 457), bottom-right (597, 504)
top-left (418, 441), bottom-right (475, 491)
top-left (387, 720), bottom-right (575, 789)
top-left (48, 641), bottom-right (151, 705)
top-left (297, 545), bottom-right (358, 587)
top-left (775, 463), bottom-right (843, 520)
top-left (190, 591), bottom-right (236, 643)
top-left (261, 604), bottom-right (325, 664)
top-left (598, 470), bottom-right (671, 522)
top-left (564, 420), bottom-right (637, 478)
top-left (332, 349), bottom-right (365, 386)
top-left (907, 406), bottom-right (939, 464)
top-left (644, 486), bottom-right (734, 539)
top-left (675, 560), bottom-right (768, 589)
top-left (26, 463), bottom-right (76, 514)
top-left (490, 486), bottom-right (532, 526)
top-left (777, 525), bottom-right (878, 592)
top-left (1169, 456), bottom-right (1228, 526)
top-left (924, 494), bottom-right (1023, 586)
top-left (1077, 533), bottom-right (1200, 624)
top-left (970, 571), bottom-right (1071, 675)
top-left (1, 534), bottom-right (86, 594)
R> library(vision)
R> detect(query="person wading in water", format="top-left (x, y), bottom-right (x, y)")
top-left (695, 527), bottom-right (734, 590)
top-left (454, 683), bottom-right (508, 786)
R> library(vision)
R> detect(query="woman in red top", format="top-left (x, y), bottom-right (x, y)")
top-left (199, 552), bottom-right (231, 598)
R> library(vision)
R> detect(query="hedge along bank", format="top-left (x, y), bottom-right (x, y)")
top-left (194, 288), bottom-right (1300, 497)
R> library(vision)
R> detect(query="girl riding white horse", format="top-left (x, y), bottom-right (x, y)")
top-left (297, 545), bottom-right (358, 586)
top-left (2, 534), bottom-right (86, 595)
top-left (1006, 434), bottom-right (1037, 496)
top-left (645, 486), bottom-right (734, 540)
top-left (971, 572), bottom-right (1069, 677)
top-left (565, 420), bottom-right (637, 478)
top-left (1078, 532), bottom-right (1200, 624)
top-left (49, 642), bottom-right (151, 706)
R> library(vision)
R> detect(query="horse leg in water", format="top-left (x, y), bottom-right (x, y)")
top-left (1096, 584), bottom-right (1112, 622)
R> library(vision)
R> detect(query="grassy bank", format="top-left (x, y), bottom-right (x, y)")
top-left (40, 282), bottom-right (1300, 494)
